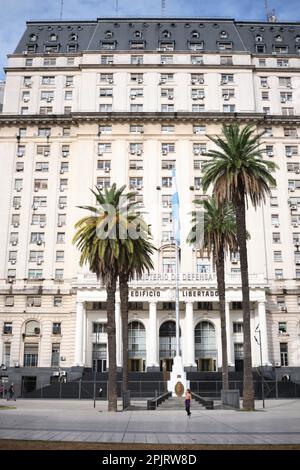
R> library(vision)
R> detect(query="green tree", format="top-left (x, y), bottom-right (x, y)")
top-left (73, 184), bottom-right (141, 411)
top-left (118, 222), bottom-right (155, 395)
top-left (188, 196), bottom-right (237, 390)
top-left (202, 124), bottom-right (277, 410)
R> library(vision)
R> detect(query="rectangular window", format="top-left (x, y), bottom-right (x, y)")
top-left (278, 322), bottom-right (287, 335)
top-left (131, 55), bottom-right (143, 65)
top-left (5, 296), bottom-right (14, 307)
top-left (27, 296), bottom-right (41, 307)
top-left (275, 269), bottom-right (283, 280)
top-left (280, 343), bottom-right (288, 366)
top-left (130, 124), bottom-right (143, 133)
top-left (3, 322), bottom-right (12, 335)
top-left (51, 343), bottom-right (60, 367)
top-left (233, 322), bottom-right (243, 334)
top-left (57, 232), bottom-right (65, 243)
top-left (274, 251), bottom-right (283, 262)
top-left (272, 232), bottom-right (281, 243)
top-left (93, 322), bottom-right (107, 334)
top-left (52, 322), bottom-right (61, 334)
top-left (54, 296), bottom-right (62, 307)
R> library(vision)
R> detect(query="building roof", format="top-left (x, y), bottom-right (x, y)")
top-left (13, 18), bottom-right (300, 55)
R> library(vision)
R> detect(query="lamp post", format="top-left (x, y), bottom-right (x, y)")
top-left (93, 330), bottom-right (100, 409)
top-left (255, 324), bottom-right (265, 408)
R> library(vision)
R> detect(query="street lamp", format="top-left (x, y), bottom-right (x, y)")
top-left (255, 324), bottom-right (265, 409)
top-left (93, 330), bottom-right (100, 409)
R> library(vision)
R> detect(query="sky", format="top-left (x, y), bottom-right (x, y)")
top-left (0, 0), bottom-right (299, 79)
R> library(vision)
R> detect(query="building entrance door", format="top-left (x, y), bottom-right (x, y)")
top-left (93, 359), bottom-right (107, 372)
top-left (197, 358), bottom-right (216, 371)
top-left (128, 359), bottom-right (144, 372)
top-left (160, 358), bottom-right (173, 372)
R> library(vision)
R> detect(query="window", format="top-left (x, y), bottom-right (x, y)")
top-left (275, 269), bottom-right (283, 280)
top-left (232, 302), bottom-right (243, 310)
top-left (274, 251), bottom-right (283, 262)
top-left (5, 296), bottom-right (14, 307)
top-left (66, 57), bottom-right (74, 65)
top-left (280, 343), bottom-right (288, 366)
top-left (55, 269), bottom-right (64, 280)
top-left (256, 44), bottom-right (266, 53)
top-left (218, 42), bottom-right (232, 51)
top-left (277, 59), bottom-right (289, 67)
top-left (129, 88), bottom-right (143, 98)
top-left (129, 160), bottom-right (143, 170)
top-left (93, 322), bottom-right (107, 334)
top-left (259, 59), bottom-right (266, 66)
top-left (262, 91), bottom-right (269, 101)
top-left (161, 55), bottom-right (173, 64)
top-left (27, 296), bottom-right (41, 307)
top-left (24, 343), bottom-right (38, 367)
top-left (51, 343), bottom-right (60, 367)
top-left (3, 322), bottom-right (12, 335)
top-left (99, 104), bottom-right (112, 112)
top-left (131, 55), bottom-right (143, 65)
top-left (29, 251), bottom-right (44, 263)
top-left (52, 322), bottom-right (61, 334)
top-left (43, 58), bottom-right (56, 66)
top-left (64, 91), bottom-right (72, 101)
top-left (56, 251), bottom-right (64, 262)
top-left (96, 177), bottom-right (110, 189)
top-left (188, 41), bottom-right (204, 51)
top-left (191, 74), bottom-right (204, 85)
top-left (279, 77), bottom-right (292, 87)
top-left (162, 160), bottom-right (175, 170)
top-left (30, 233), bottom-right (45, 244)
top-left (38, 127), bottom-right (51, 137)
top-left (129, 177), bottom-right (143, 189)
top-left (270, 196), bottom-right (278, 206)
top-left (160, 73), bottom-right (174, 84)
top-left (161, 143), bottom-right (175, 154)
top-left (284, 127), bottom-right (297, 137)
top-left (99, 73), bottom-right (114, 84)
top-left (282, 107), bottom-right (294, 116)
top-left (97, 160), bottom-right (111, 171)
top-left (21, 107), bottom-right (29, 115)
top-left (99, 125), bottom-right (112, 134)
top-left (26, 58), bottom-right (33, 66)
top-left (130, 124), bottom-right (143, 134)
top-left (274, 46), bottom-right (288, 54)
top-left (67, 44), bottom-right (77, 52)
top-left (191, 55), bottom-right (203, 65)
top-left (223, 104), bottom-right (235, 112)
top-left (193, 125), bottom-right (206, 135)
top-left (162, 195), bottom-right (172, 207)
top-left (130, 41), bottom-right (145, 50)
top-left (101, 55), bottom-right (113, 64)
top-left (233, 322), bottom-right (243, 334)
top-left (98, 143), bottom-right (111, 154)
top-left (57, 232), bottom-right (65, 243)
top-left (130, 104), bottom-right (143, 112)
top-left (197, 302), bottom-right (213, 310)
top-left (271, 214), bottom-right (279, 226)
top-left (163, 255), bottom-right (175, 273)
top-left (54, 296), bottom-right (62, 307)
top-left (162, 177), bottom-right (172, 188)
top-left (161, 104), bottom-right (174, 112)
top-left (161, 125), bottom-right (175, 134)
top-left (130, 73), bottom-right (143, 83)
top-left (101, 41), bottom-right (116, 50)
top-left (278, 322), bottom-right (287, 335)
top-left (159, 41), bottom-right (174, 51)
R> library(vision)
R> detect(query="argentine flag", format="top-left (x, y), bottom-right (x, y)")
top-left (172, 168), bottom-right (180, 246)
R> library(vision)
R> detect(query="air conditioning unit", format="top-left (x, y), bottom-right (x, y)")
top-left (191, 79), bottom-right (197, 84)
top-left (130, 149), bottom-right (136, 155)
top-left (17, 151), bottom-right (24, 157)
top-left (44, 151), bottom-right (49, 156)
top-left (267, 151), bottom-right (274, 156)
top-left (287, 83), bottom-right (292, 88)
top-left (231, 259), bottom-right (238, 264)
top-left (25, 82), bottom-right (32, 88)
top-left (60, 170), bottom-right (64, 174)
top-left (58, 222), bottom-right (63, 227)
top-left (37, 259), bottom-right (43, 265)
top-left (223, 95), bottom-right (230, 100)
top-left (60, 187), bottom-right (65, 192)
top-left (108, 79), bottom-right (113, 84)
top-left (66, 82), bottom-right (71, 87)
top-left (10, 260), bottom-right (16, 265)
top-left (13, 223), bottom-right (19, 228)
top-left (130, 95), bottom-right (136, 100)
top-left (34, 328), bottom-right (40, 335)
top-left (286, 152), bottom-right (292, 157)
top-left (136, 150), bottom-right (142, 155)
top-left (137, 185), bottom-right (143, 190)
top-left (40, 223), bottom-right (45, 228)
top-left (37, 240), bottom-right (42, 245)
top-left (274, 223), bottom-right (279, 228)
top-left (296, 261), bottom-right (300, 265)
top-left (12, 240), bottom-right (17, 246)
top-left (195, 185), bottom-right (201, 190)
top-left (162, 150), bottom-right (167, 155)
top-left (104, 168), bottom-right (110, 173)
top-left (59, 204), bottom-right (65, 209)
top-left (16, 187), bottom-right (22, 192)
top-left (62, 151), bottom-right (69, 157)
top-left (295, 169), bottom-right (300, 174)
top-left (281, 306), bottom-right (287, 312)
top-left (168, 95), bottom-right (173, 100)
top-left (23, 97), bottom-right (29, 102)
top-left (293, 223), bottom-right (299, 227)
top-left (34, 188), bottom-right (39, 192)
top-left (274, 362), bottom-right (281, 367)
top-left (137, 79), bottom-right (143, 84)
top-left (281, 98), bottom-right (287, 103)
top-left (14, 205), bottom-right (20, 210)
top-left (289, 188), bottom-right (295, 192)
top-left (221, 80), bottom-right (228, 85)
top-left (98, 152), bottom-right (103, 156)
top-left (291, 204), bottom-right (297, 210)
top-left (46, 97), bottom-right (53, 102)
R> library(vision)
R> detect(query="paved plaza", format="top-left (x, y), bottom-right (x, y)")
top-left (0, 398), bottom-right (300, 446)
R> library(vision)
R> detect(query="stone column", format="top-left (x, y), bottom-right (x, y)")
top-left (74, 301), bottom-right (85, 366)
top-left (258, 301), bottom-right (270, 365)
top-left (225, 301), bottom-right (233, 365)
top-left (147, 302), bottom-right (159, 369)
top-left (185, 302), bottom-right (196, 367)
top-left (115, 301), bottom-right (122, 369)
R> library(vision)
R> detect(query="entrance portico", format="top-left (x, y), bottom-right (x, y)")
top-left (73, 273), bottom-right (270, 370)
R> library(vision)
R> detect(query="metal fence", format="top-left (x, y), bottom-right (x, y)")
top-left (18, 379), bottom-right (300, 400)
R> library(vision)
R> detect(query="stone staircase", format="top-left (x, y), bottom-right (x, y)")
top-left (158, 396), bottom-right (204, 411)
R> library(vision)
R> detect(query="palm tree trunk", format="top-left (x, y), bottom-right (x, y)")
top-left (119, 272), bottom-right (129, 394)
top-left (235, 194), bottom-right (255, 411)
top-left (106, 276), bottom-right (118, 412)
top-left (216, 246), bottom-right (229, 391)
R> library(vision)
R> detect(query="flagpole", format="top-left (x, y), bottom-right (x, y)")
top-left (175, 240), bottom-right (180, 357)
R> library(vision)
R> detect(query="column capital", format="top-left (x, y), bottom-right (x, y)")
top-left (184, 301), bottom-right (194, 306)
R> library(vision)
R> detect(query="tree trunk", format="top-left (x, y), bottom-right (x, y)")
top-left (106, 276), bottom-right (118, 412)
top-left (235, 194), bottom-right (255, 411)
top-left (119, 272), bottom-right (129, 394)
top-left (216, 246), bottom-right (229, 391)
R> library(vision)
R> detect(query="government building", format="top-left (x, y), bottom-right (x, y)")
top-left (0, 17), bottom-right (300, 393)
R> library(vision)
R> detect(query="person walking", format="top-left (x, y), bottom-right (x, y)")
top-left (185, 388), bottom-right (191, 417)
top-left (7, 383), bottom-right (16, 401)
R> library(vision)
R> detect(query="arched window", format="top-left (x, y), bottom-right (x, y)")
top-left (70, 33), bottom-right (78, 41)
top-left (128, 321), bottom-right (146, 358)
top-left (25, 320), bottom-right (40, 336)
top-left (194, 321), bottom-right (217, 371)
top-left (105, 31), bottom-right (113, 39)
top-left (220, 30), bottom-right (228, 38)
top-left (256, 34), bottom-right (263, 42)
top-left (134, 30), bottom-right (142, 38)
top-left (50, 33), bottom-right (58, 41)
top-left (162, 30), bottom-right (171, 38)
top-left (275, 35), bottom-right (282, 42)
top-left (295, 35), bottom-right (300, 43)
top-left (191, 31), bottom-right (200, 38)
top-left (30, 34), bottom-right (37, 42)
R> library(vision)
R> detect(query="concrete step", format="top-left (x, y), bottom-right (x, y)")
top-left (158, 398), bottom-right (204, 410)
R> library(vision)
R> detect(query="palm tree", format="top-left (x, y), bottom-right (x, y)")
top-left (202, 124), bottom-right (277, 410)
top-left (118, 221), bottom-right (155, 395)
top-left (73, 184), bottom-right (139, 411)
top-left (187, 196), bottom-right (238, 390)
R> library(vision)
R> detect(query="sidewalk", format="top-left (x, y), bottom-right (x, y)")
top-left (0, 399), bottom-right (300, 445)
